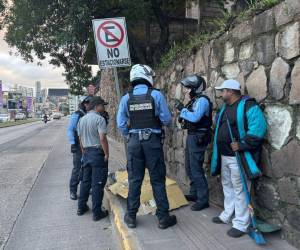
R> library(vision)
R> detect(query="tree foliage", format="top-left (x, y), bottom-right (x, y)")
top-left (0, 1), bottom-right (4, 13)
top-left (0, 0), bottom-right (7, 25)
top-left (0, 0), bottom-right (190, 93)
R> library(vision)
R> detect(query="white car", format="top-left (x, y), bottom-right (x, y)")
top-left (0, 113), bottom-right (9, 123)
top-left (52, 113), bottom-right (61, 120)
top-left (15, 113), bottom-right (26, 120)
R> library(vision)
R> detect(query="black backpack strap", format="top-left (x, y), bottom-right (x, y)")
top-left (242, 96), bottom-right (257, 132)
top-left (198, 94), bottom-right (213, 127)
top-left (128, 89), bottom-right (134, 99)
top-left (198, 95), bottom-right (213, 111)
top-left (146, 88), bottom-right (153, 98)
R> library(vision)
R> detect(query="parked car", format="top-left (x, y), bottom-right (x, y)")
top-left (15, 113), bottom-right (26, 121)
top-left (0, 113), bottom-right (10, 123)
top-left (52, 113), bottom-right (61, 120)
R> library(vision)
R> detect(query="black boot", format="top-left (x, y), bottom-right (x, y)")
top-left (93, 210), bottom-right (109, 221)
top-left (124, 213), bottom-right (136, 228)
top-left (77, 205), bottom-right (89, 216)
top-left (212, 216), bottom-right (225, 224)
top-left (158, 215), bottom-right (177, 229)
top-left (191, 202), bottom-right (209, 211)
top-left (70, 192), bottom-right (77, 200)
top-left (227, 228), bottom-right (246, 238)
top-left (185, 194), bottom-right (197, 202)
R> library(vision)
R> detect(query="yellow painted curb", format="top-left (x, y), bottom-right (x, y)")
top-left (106, 191), bottom-right (138, 250)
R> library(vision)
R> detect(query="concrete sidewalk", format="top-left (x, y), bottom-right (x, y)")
top-left (106, 139), bottom-right (297, 250)
top-left (4, 123), bottom-right (118, 250)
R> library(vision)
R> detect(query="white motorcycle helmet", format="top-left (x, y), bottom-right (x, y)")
top-left (130, 64), bottom-right (155, 86)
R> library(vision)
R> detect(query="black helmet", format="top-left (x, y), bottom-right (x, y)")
top-left (180, 75), bottom-right (206, 92)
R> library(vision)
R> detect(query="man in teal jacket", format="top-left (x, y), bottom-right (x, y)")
top-left (210, 80), bottom-right (267, 238)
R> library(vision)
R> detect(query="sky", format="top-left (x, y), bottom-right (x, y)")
top-left (0, 29), bottom-right (68, 89)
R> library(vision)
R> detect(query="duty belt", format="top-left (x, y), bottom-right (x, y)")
top-left (138, 129), bottom-right (152, 141)
top-left (84, 145), bottom-right (101, 149)
top-left (187, 128), bottom-right (208, 135)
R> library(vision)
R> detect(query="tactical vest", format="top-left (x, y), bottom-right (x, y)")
top-left (185, 95), bottom-right (213, 132)
top-left (74, 110), bottom-right (85, 145)
top-left (128, 88), bottom-right (162, 129)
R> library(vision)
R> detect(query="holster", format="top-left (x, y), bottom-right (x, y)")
top-left (138, 130), bottom-right (152, 141)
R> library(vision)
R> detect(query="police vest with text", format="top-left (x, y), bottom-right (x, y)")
top-left (128, 89), bottom-right (162, 129)
top-left (184, 95), bottom-right (213, 133)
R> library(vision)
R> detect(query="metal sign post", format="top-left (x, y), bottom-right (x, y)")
top-left (113, 68), bottom-right (121, 102)
top-left (113, 67), bottom-right (128, 157)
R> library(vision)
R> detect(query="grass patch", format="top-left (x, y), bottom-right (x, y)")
top-left (238, 0), bottom-right (281, 21)
top-left (0, 119), bottom-right (40, 128)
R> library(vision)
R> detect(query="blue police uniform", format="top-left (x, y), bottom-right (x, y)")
top-left (67, 109), bottom-right (85, 195)
top-left (179, 96), bottom-right (211, 206)
top-left (117, 84), bottom-right (172, 220)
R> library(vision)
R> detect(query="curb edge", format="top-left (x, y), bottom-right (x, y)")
top-left (106, 190), bottom-right (139, 250)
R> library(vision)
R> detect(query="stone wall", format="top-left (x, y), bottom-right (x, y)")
top-left (98, 0), bottom-right (300, 247)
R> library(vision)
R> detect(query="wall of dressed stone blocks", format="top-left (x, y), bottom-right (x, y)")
top-left (98, 0), bottom-right (300, 247)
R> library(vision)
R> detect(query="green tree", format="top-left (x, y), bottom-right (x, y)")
top-left (0, 1), bottom-right (4, 13)
top-left (0, 0), bottom-right (6, 26)
top-left (0, 0), bottom-right (189, 93)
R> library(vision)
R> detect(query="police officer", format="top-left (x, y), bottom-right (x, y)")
top-left (117, 64), bottom-right (177, 229)
top-left (67, 96), bottom-right (92, 200)
top-left (175, 75), bottom-right (212, 211)
top-left (77, 96), bottom-right (109, 221)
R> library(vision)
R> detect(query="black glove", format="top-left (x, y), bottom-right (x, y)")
top-left (101, 111), bottom-right (109, 125)
top-left (71, 144), bottom-right (77, 153)
top-left (178, 117), bottom-right (187, 129)
top-left (174, 99), bottom-right (184, 111)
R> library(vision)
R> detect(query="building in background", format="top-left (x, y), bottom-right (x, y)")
top-left (17, 85), bottom-right (34, 98)
top-left (0, 80), bottom-right (3, 113)
top-left (0, 81), bottom-right (70, 118)
top-left (0, 83), bottom-right (34, 119)
top-left (68, 94), bottom-right (79, 114)
top-left (48, 88), bottom-right (69, 97)
top-left (35, 81), bottom-right (42, 103)
top-left (48, 88), bottom-right (69, 115)
top-left (185, 0), bottom-right (223, 32)
top-left (41, 88), bottom-right (48, 103)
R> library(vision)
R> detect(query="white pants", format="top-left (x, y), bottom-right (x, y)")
top-left (219, 155), bottom-right (250, 232)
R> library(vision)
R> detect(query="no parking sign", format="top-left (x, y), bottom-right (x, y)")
top-left (92, 17), bottom-right (131, 69)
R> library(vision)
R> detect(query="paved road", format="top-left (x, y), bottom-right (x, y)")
top-left (0, 119), bottom-right (118, 250)
top-left (0, 121), bottom-right (42, 146)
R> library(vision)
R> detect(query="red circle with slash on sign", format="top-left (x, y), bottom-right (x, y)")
top-left (97, 20), bottom-right (125, 48)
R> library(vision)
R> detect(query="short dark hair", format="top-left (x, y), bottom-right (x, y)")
top-left (226, 89), bottom-right (241, 96)
top-left (232, 89), bottom-right (241, 96)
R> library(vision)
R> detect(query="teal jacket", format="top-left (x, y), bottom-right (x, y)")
top-left (211, 96), bottom-right (267, 179)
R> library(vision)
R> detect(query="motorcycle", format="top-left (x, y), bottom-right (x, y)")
top-left (43, 116), bottom-right (48, 124)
